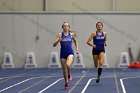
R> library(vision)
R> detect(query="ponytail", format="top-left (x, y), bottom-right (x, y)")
top-left (69, 30), bottom-right (77, 37)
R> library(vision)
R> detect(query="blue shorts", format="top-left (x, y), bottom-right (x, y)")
top-left (92, 50), bottom-right (105, 55)
top-left (60, 53), bottom-right (74, 59)
top-left (60, 52), bottom-right (74, 59)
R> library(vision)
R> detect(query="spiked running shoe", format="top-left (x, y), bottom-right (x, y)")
top-left (65, 83), bottom-right (68, 90)
top-left (96, 76), bottom-right (100, 83)
top-left (68, 74), bottom-right (72, 82)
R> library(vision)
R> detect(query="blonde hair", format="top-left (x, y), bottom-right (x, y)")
top-left (70, 30), bottom-right (77, 37)
top-left (62, 22), bottom-right (77, 37)
top-left (62, 22), bottom-right (70, 28)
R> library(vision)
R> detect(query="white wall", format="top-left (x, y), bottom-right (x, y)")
top-left (0, 13), bottom-right (140, 68)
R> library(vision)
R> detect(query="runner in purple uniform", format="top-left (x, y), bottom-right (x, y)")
top-left (53, 22), bottom-right (79, 89)
top-left (87, 22), bottom-right (107, 83)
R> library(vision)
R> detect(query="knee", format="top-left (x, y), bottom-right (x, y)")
top-left (66, 61), bottom-right (72, 67)
top-left (99, 63), bottom-right (103, 68)
top-left (63, 68), bottom-right (67, 73)
top-left (66, 63), bottom-right (71, 68)
top-left (62, 65), bottom-right (67, 71)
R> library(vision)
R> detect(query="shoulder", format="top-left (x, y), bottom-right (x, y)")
top-left (92, 32), bottom-right (96, 36)
top-left (93, 32), bottom-right (96, 35)
top-left (69, 31), bottom-right (73, 35)
top-left (69, 31), bottom-right (74, 37)
top-left (103, 32), bottom-right (107, 35)
top-left (57, 32), bottom-right (62, 37)
top-left (88, 32), bottom-right (96, 38)
top-left (59, 32), bottom-right (62, 35)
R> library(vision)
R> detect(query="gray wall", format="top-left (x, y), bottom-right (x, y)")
top-left (1, 0), bottom-right (140, 11)
top-left (0, 13), bottom-right (140, 68)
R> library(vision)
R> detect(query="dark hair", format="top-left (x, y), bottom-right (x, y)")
top-left (96, 22), bottom-right (103, 27)
top-left (62, 22), bottom-right (70, 28)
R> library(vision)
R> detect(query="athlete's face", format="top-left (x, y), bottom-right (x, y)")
top-left (96, 23), bottom-right (103, 31)
top-left (62, 23), bottom-right (70, 31)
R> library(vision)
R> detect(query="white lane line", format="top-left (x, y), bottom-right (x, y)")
top-left (18, 78), bottom-right (48, 93)
top-left (0, 76), bottom-right (49, 92)
top-left (0, 69), bottom-right (62, 84)
top-left (68, 70), bottom-right (90, 93)
top-left (0, 73), bottom-right (136, 81)
top-left (0, 78), bottom-right (34, 92)
top-left (113, 69), bottom-right (120, 93)
top-left (120, 76), bottom-right (140, 93)
top-left (81, 78), bottom-right (95, 93)
top-left (17, 70), bottom-right (62, 93)
top-left (120, 78), bottom-right (126, 93)
top-left (0, 69), bottom-right (37, 84)
top-left (38, 78), bottom-right (63, 93)
top-left (81, 76), bottom-right (115, 93)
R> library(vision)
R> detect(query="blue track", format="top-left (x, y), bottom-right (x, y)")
top-left (0, 68), bottom-right (140, 93)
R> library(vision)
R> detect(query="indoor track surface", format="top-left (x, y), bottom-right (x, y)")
top-left (0, 68), bottom-right (140, 93)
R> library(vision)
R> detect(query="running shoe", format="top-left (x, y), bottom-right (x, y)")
top-left (96, 76), bottom-right (100, 83)
top-left (68, 74), bottom-right (72, 82)
top-left (65, 83), bottom-right (68, 90)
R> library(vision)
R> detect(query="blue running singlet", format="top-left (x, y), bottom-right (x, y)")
top-left (60, 32), bottom-right (74, 59)
top-left (92, 31), bottom-right (105, 54)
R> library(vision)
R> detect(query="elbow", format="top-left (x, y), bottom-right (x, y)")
top-left (53, 44), bottom-right (56, 47)
top-left (86, 41), bottom-right (89, 45)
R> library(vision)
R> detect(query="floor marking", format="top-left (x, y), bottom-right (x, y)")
top-left (0, 78), bottom-right (34, 92)
top-left (120, 78), bottom-right (126, 93)
top-left (113, 69), bottom-right (120, 93)
top-left (17, 70), bottom-right (62, 93)
top-left (81, 78), bottom-right (95, 93)
top-left (0, 76), bottom-right (55, 92)
top-left (81, 76), bottom-right (115, 93)
top-left (68, 70), bottom-right (90, 93)
top-left (38, 78), bottom-right (63, 93)
top-left (120, 76), bottom-right (140, 93)
top-left (0, 69), bottom-right (37, 83)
